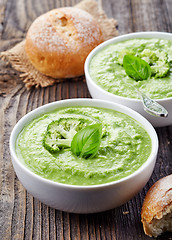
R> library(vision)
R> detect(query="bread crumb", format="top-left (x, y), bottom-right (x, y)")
top-left (123, 211), bottom-right (129, 215)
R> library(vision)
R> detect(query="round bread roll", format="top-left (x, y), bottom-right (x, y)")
top-left (25, 7), bottom-right (103, 78)
top-left (141, 174), bottom-right (172, 237)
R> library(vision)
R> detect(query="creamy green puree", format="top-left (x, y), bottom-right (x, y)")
top-left (90, 38), bottom-right (172, 99)
top-left (16, 107), bottom-right (151, 186)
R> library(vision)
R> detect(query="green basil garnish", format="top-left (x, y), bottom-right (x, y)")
top-left (71, 123), bottom-right (102, 159)
top-left (123, 54), bottom-right (151, 81)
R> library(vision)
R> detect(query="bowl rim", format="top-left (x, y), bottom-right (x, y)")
top-left (10, 98), bottom-right (158, 190)
top-left (84, 31), bottom-right (172, 102)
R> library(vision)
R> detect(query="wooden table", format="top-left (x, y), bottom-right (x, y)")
top-left (0, 0), bottom-right (172, 239)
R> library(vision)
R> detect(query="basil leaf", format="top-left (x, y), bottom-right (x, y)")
top-left (123, 54), bottom-right (151, 81)
top-left (71, 123), bottom-right (102, 159)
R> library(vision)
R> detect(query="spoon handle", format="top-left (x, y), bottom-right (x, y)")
top-left (138, 91), bottom-right (168, 118)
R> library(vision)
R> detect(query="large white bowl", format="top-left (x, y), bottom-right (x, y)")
top-left (10, 99), bottom-right (158, 213)
top-left (85, 32), bottom-right (172, 127)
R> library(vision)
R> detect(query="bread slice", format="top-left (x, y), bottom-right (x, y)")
top-left (141, 174), bottom-right (172, 237)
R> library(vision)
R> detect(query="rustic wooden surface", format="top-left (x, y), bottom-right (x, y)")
top-left (0, 0), bottom-right (172, 239)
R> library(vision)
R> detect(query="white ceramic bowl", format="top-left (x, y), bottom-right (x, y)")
top-left (85, 32), bottom-right (172, 127)
top-left (10, 99), bottom-right (158, 213)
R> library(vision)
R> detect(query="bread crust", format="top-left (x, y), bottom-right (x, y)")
top-left (25, 7), bottom-right (103, 78)
top-left (141, 174), bottom-right (172, 237)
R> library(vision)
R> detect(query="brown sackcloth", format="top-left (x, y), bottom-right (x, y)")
top-left (0, 0), bottom-right (118, 89)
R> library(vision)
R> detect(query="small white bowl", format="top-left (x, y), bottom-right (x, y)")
top-left (85, 32), bottom-right (172, 127)
top-left (10, 99), bottom-right (158, 213)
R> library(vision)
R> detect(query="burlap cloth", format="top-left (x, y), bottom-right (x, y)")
top-left (0, 0), bottom-right (118, 89)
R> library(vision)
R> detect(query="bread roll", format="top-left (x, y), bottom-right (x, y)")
top-left (25, 7), bottom-right (103, 78)
top-left (141, 174), bottom-right (172, 237)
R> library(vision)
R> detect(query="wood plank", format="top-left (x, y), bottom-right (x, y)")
top-left (49, 208), bottom-right (56, 240)
top-left (0, 0), bottom-right (172, 239)
top-left (102, 0), bottom-right (172, 34)
top-left (24, 192), bottom-right (34, 239)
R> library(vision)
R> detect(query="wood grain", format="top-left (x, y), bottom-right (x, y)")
top-left (0, 0), bottom-right (172, 239)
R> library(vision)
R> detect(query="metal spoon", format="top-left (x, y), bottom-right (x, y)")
top-left (137, 90), bottom-right (168, 118)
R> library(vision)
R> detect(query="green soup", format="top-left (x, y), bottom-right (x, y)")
top-left (16, 107), bottom-right (151, 186)
top-left (90, 38), bottom-right (172, 99)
